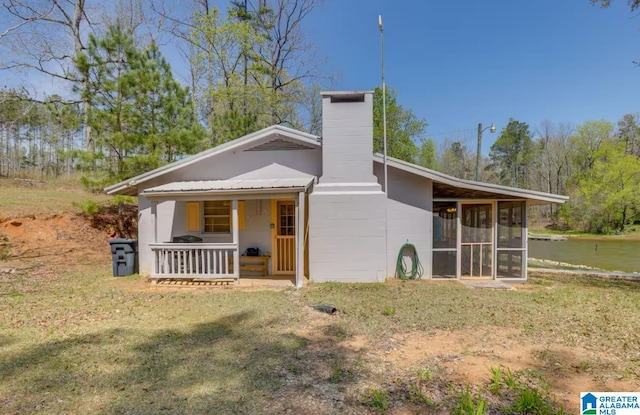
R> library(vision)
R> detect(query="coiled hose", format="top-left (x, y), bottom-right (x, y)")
top-left (396, 242), bottom-right (423, 280)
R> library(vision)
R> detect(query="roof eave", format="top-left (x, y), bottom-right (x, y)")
top-left (373, 154), bottom-right (569, 204)
top-left (106, 182), bottom-right (138, 196)
top-left (141, 186), bottom-right (310, 199)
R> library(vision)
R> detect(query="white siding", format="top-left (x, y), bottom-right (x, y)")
top-left (138, 197), bottom-right (177, 275)
top-left (374, 163), bottom-right (433, 279)
top-left (309, 191), bottom-right (386, 282)
top-left (137, 196), bottom-right (154, 275)
top-left (165, 148), bottom-right (321, 182)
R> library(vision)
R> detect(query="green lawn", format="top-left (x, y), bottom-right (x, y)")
top-left (1, 268), bottom-right (639, 414)
top-left (3, 179), bottom-right (637, 413)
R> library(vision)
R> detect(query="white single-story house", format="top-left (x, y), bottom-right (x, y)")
top-left (105, 90), bottom-right (567, 287)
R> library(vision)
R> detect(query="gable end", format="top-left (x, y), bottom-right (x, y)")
top-left (244, 137), bottom-right (316, 151)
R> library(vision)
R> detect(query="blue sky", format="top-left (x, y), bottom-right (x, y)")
top-left (304, 0), bottom-right (640, 153)
top-left (1, 0), bottom-right (638, 155)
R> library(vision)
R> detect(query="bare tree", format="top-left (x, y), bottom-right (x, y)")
top-left (150, 0), bottom-right (326, 143)
top-left (1, 0), bottom-right (93, 88)
top-left (590, 0), bottom-right (640, 11)
top-left (0, 0), bottom-right (53, 41)
top-left (250, 0), bottom-right (323, 125)
top-left (151, 0), bottom-right (227, 140)
top-left (534, 121), bottom-right (573, 194)
top-left (0, 0), bottom-right (96, 151)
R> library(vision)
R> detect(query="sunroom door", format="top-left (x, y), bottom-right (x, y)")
top-left (461, 203), bottom-right (493, 278)
top-left (432, 202), bottom-right (458, 279)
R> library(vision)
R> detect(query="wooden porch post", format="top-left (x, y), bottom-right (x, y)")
top-left (232, 199), bottom-right (240, 284)
top-left (296, 191), bottom-right (305, 288)
top-left (152, 201), bottom-right (158, 244)
top-left (523, 200), bottom-right (529, 280)
top-left (456, 201), bottom-right (462, 279)
top-left (152, 201), bottom-right (158, 276)
top-left (492, 201), bottom-right (498, 280)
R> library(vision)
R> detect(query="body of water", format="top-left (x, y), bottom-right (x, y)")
top-left (528, 239), bottom-right (640, 273)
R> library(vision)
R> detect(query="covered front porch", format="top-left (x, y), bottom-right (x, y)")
top-left (142, 177), bottom-right (311, 288)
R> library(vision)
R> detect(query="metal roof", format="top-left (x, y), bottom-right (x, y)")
top-left (141, 177), bottom-right (314, 197)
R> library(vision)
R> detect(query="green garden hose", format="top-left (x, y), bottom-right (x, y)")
top-left (396, 242), bottom-right (423, 280)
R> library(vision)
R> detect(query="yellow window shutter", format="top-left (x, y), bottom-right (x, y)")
top-left (238, 200), bottom-right (246, 230)
top-left (186, 202), bottom-right (200, 232)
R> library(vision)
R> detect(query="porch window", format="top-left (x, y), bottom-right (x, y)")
top-left (496, 201), bottom-right (526, 279)
top-left (204, 200), bottom-right (231, 233)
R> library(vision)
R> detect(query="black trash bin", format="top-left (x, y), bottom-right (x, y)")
top-left (109, 238), bottom-right (138, 276)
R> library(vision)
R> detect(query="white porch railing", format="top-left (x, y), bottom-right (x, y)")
top-left (150, 243), bottom-right (239, 281)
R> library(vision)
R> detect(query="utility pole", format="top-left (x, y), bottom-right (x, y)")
top-left (475, 122), bottom-right (496, 181)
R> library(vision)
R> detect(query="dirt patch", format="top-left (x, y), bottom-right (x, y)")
top-left (366, 327), bottom-right (639, 411)
top-left (273, 303), bottom-right (625, 413)
top-left (0, 212), bottom-right (112, 277)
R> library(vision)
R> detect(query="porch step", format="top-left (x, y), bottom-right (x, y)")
top-left (151, 278), bottom-right (236, 287)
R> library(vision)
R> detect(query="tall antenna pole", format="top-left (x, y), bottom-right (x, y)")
top-left (379, 14), bottom-right (389, 281)
top-left (378, 15), bottom-right (387, 195)
top-left (243, 0), bottom-right (249, 134)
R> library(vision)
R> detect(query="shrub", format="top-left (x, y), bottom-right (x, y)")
top-left (362, 388), bottom-right (390, 413)
top-left (77, 200), bottom-right (99, 215)
top-left (452, 386), bottom-right (487, 415)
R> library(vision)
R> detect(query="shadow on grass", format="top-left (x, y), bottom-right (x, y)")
top-left (0, 311), bottom-right (364, 414)
top-left (0, 333), bottom-right (15, 348)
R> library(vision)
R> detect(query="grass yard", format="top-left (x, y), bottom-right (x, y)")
top-left (0, 177), bottom-right (113, 215)
top-left (1, 180), bottom-right (639, 414)
top-left (1, 268), bottom-right (639, 415)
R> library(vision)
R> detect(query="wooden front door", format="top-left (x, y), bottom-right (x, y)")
top-left (273, 200), bottom-right (295, 275)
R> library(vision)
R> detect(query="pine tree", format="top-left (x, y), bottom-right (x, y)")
top-left (75, 25), bottom-right (201, 187)
top-left (490, 119), bottom-right (536, 188)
